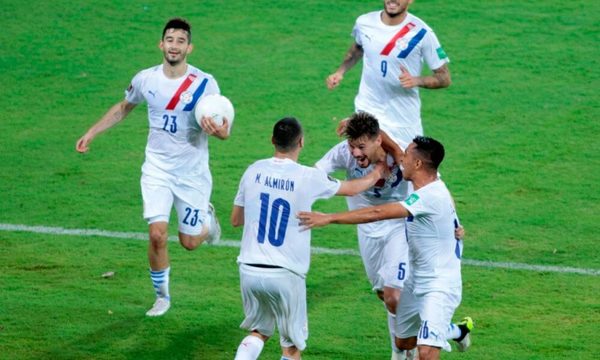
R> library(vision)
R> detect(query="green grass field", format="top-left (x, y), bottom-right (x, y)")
top-left (1, 0), bottom-right (599, 359)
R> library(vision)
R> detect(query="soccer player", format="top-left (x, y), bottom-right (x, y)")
top-left (75, 18), bottom-right (229, 317)
top-left (231, 117), bottom-right (388, 360)
top-left (326, 0), bottom-right (451, 148)
top-left (315, 112), bottom-right (413, 359)
top-left (298, 136), bottom-right (473, 360)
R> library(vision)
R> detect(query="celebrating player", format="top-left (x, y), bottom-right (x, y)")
top-left (326, 0), bottom-right (451, 148)
top-left (299, 136), bottom-right (473, 360)
top-left (76, 18), bottom-right (229, 317)
top-left (315, 112), bottom-right (414, 358)
top-left (230, 117), bottom-right (388, 360)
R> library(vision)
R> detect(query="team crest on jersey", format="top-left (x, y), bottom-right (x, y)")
top-left (180, 91), bottom-right (193, 105)
top-left (395, 38), bottom-right (409, 51)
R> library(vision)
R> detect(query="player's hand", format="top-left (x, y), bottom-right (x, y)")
top-left (372, 160), bottom-right (391, 180)
top-left (399, 65), bottom-right (421, 89)
top-left (336, 117), bottom-right (350, 136)
top-left (75, 134), bottom-right (92, 153)
top-left (297, 211), bottom-right (331, 230)
top-left (455, 225), bottom-right (465, 240)
top-left (326, 72), bottom-right (344, 90)
top-left (201, 116), bottom-right (230, 140)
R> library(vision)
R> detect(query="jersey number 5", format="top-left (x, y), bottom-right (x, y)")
top-left (257, 192), bottom-right (290, 247)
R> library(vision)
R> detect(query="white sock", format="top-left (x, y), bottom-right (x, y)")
top-left (150, 267), bottom-right (170, 300)
top-left (406, 348), bottom-right (418, 360)
top-left (234, 335), bottom-right (264, 360)
top-left (387, 311), bottom-right (401, 353)
top-left (447, 323), bottom-right (462, 339)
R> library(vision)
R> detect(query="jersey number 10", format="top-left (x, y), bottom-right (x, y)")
top-left (257, 192), bottom-right (290, 247)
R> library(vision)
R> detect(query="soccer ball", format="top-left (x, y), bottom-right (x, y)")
top-left (194, 94), bottom-right (235, 128)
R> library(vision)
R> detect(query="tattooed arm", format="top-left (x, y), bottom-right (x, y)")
top-left (399, 63), bottom-right (451, 89)
top-left (326, 43), bottom-right (365, 90)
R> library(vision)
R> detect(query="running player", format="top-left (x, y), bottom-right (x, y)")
top-left (76, 18), bottom-right (229, 317)
top-left (315, 112), bottom-right (413, 358)
top-left (326, 0), bottom-right (451, 148)
top-left (231, 117), bottom-right (388, 360)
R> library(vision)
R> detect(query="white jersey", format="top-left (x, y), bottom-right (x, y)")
top-left (352, 11), bottom-right (450, 147)
top-left (125, 64), bottom-right (220, 178)
top-left (400, 180), bottom-right (462, 292)
top-left (315, 141), bottom-right (410, 237)
top-left (235, 158), bottom-right (341, 277)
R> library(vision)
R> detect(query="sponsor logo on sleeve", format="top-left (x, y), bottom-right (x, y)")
top-left (405, 193), bottom-right (420, 205)
top-left (436, 47), bottom-right (448, 60)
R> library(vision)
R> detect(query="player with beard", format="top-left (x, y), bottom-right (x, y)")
top-left (315, 112), bottom-right (414, 359)
top-left (326, 0), bottom-right (451, 150)
top-left (76, 18), bottom-right (229, 317)
top-left (300, 136), bottom-right (473, 360)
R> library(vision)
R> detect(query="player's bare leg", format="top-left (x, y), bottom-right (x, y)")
top-left (380, 287), bottom-right (405, 359)
top-left (396, 336), bottom-right (418, 360)
top-left (178, 229), bottom-right (208, 250)
top-left (146, 221), bottom-right (171, 316)
top-left (281, 345), bottom-right (301, 360)
top-left (415, 345), bottom-right (440, 360)
top-left (178, 203), bottom-right (221, 249)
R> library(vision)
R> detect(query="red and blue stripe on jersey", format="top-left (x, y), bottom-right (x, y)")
top-left (379, 22), bottom-right (427, 59)
top-left (165, 74), bottom-right (209, 111)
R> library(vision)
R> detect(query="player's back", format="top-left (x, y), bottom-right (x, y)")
top-left (236, 157), bottom-right (340, 277)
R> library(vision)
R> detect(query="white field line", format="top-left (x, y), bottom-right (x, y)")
top-left (1, 223), bottom-right (598, 276)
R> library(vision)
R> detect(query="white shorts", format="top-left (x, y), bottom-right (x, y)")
top-left (395, 283), bottom-right (462, 351)
top-left (358, 221), bottom-right (409, 291)
top-left (239, 264), bottom-right (308, 350)
top-left (140, 172), bottom-right (211, 235)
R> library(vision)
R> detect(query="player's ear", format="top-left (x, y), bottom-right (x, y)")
top-left (298, 136), bottom-right (304, 149)
top-left (187, 43), bottom-right (194, 54)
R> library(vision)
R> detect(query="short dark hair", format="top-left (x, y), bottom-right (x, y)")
top-left (343, 112), bottom-right (380, 141)
top-left (162, 18), bottom-right (192, 42)
top-left (273, 117), bottom-right (303, 152)
top-left (412, 136), bottom-right (445, 170)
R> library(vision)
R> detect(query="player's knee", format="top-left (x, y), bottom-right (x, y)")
top-left (179, 233), bottom-right (203, 250)
top-left (282, 345), bottom-right (300, 359)
top-left (376, 290), bottom-right (385, 302)
top-left (395, 337), bottom-right (416, 351)
top-left (416, 345), bottom-right (439, 360)
top-left (383, 288), bottom-right (400, 313)
top-left (384, 295), bottom-right (399, 314)
top-left (149, 229), bottom-right (168, 248)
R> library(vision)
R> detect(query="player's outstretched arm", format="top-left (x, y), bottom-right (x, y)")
top-left (298, 202), bottom-right (410, 229)
top-left (326, 43), bottom-right (364, 90)
top-left (336, 160), bottom-right (388, 196)
top-left (75, 100), bottom-right (136, 153)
